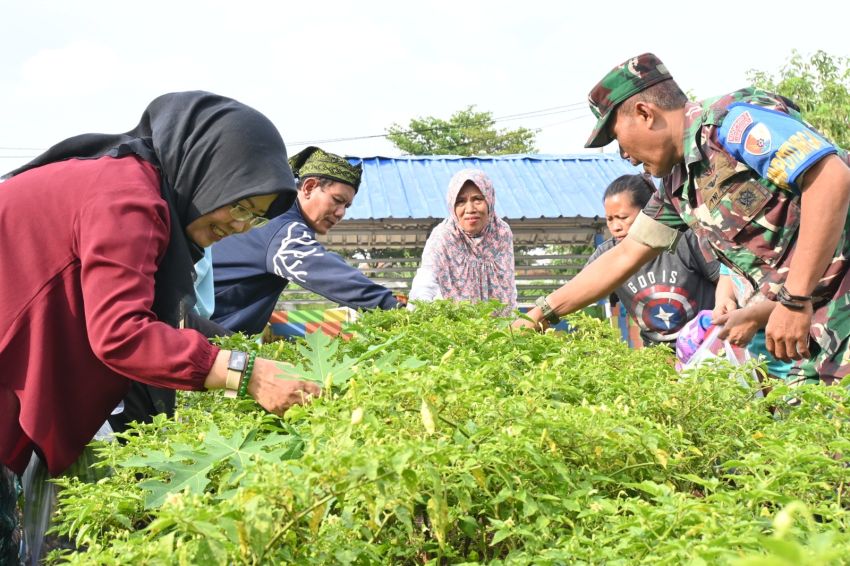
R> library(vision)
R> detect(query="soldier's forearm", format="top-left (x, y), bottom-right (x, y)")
top-left (786, 155), bottom-right (850, 296)
top-left (546, 239), bottom-right (660, 317)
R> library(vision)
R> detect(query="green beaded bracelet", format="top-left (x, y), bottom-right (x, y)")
top-left (237, 353), bottom-right (256, 399)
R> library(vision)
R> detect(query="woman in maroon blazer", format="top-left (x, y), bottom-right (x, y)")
top-left (0, 91), bottom-right (320, 479)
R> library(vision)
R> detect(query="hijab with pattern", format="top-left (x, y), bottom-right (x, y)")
top-left (5, 91), bottom-right (297, 327)
top-left (423, 169), bottom-right (517, 313)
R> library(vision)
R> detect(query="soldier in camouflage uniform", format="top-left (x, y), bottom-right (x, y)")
top-left (518, 53), bottom-right (850, 384)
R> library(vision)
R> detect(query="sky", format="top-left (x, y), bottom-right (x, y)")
top-left (1, 0), bottom-right (847, 172)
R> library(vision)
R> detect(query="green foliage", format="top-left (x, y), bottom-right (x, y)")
top-left (121, 425), bottom-right (301, 509)
top-left (386, 106), bottom-right (537, 156)
top-left (283, 330), bottom-right (411, 390)
top-left (748, 50), bottom-right (850, 148)
top-left (48, 303), bottom-right (850, 564)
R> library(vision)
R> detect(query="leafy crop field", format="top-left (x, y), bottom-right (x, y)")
top-left (50, 303), bottom-right (850, 564)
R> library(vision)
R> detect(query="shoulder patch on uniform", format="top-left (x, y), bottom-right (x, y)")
top-left (744, 123), bottom-right (772, 156)
top-left (726, 110), bottom-right (753, 144)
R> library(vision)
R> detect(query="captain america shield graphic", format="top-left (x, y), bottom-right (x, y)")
top-left (632, 285), bottom-right (695, 342)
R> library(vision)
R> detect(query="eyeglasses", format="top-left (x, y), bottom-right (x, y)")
top-left (229, 203), bottom-right (269, 228)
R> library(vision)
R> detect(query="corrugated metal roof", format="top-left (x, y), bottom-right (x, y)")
top-left (345, 153), bottom-right (641, 220)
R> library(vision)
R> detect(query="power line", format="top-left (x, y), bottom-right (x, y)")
top-left (494, 108), bottom-right (586, 124)
top-left (288, 102), bottom-right (588, 147)
top-left (0, 147), bottom-right (42, 160)
top-left (536, 113), bottom-right (595, 129)
top-left (491, 102), bottom-right (586, 120)
top-left (0, 102), bottom-right (591, 155)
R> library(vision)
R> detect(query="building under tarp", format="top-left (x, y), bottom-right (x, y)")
top-left (273, 153), bottom-right (643, 308)
top-left (321, 153), bottom-right (641, 250)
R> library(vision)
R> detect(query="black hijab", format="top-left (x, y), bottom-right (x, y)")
top-left (5, 91), bottom-right (296, 326)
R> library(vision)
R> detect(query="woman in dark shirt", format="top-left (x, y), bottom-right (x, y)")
top-left (586, 174), bottom-right (719, 347)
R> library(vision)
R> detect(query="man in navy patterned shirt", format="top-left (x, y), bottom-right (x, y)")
top-left (211, 147), bottom-right (399, 334)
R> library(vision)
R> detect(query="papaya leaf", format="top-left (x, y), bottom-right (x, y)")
top-left (119, 424), bottom-right (298, 509)
top-left (284, 332), bottom-right (407, 387)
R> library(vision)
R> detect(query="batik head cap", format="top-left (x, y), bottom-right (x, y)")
top-left (584, 53), bottom-right (673, 148)
top-left (288, 146), bottom-right (362, 192)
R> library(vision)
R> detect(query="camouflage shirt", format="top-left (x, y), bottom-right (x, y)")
top-left (631, 87), bottom-right (850, 362)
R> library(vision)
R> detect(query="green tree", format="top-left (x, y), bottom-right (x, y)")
top-left (748, 50), bottom-right (850, 148)
top-left (386, 105), bottom-right (537, 156)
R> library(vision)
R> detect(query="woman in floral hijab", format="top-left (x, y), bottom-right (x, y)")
top-left (410, 169), bottom-right (517, 313)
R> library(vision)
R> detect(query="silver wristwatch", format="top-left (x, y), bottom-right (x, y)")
top-left (224, 350), bottom-right (248, 398)
top-left (534, 296), bottom-right (560, 325)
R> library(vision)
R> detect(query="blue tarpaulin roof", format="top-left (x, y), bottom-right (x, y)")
top-left (345, 153), bottom-right (641, 220)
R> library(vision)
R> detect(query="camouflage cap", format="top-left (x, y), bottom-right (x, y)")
top-left (288, 146), bottom-right (363, 192)
top-left (584, 53), bottom-right (673, 148)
